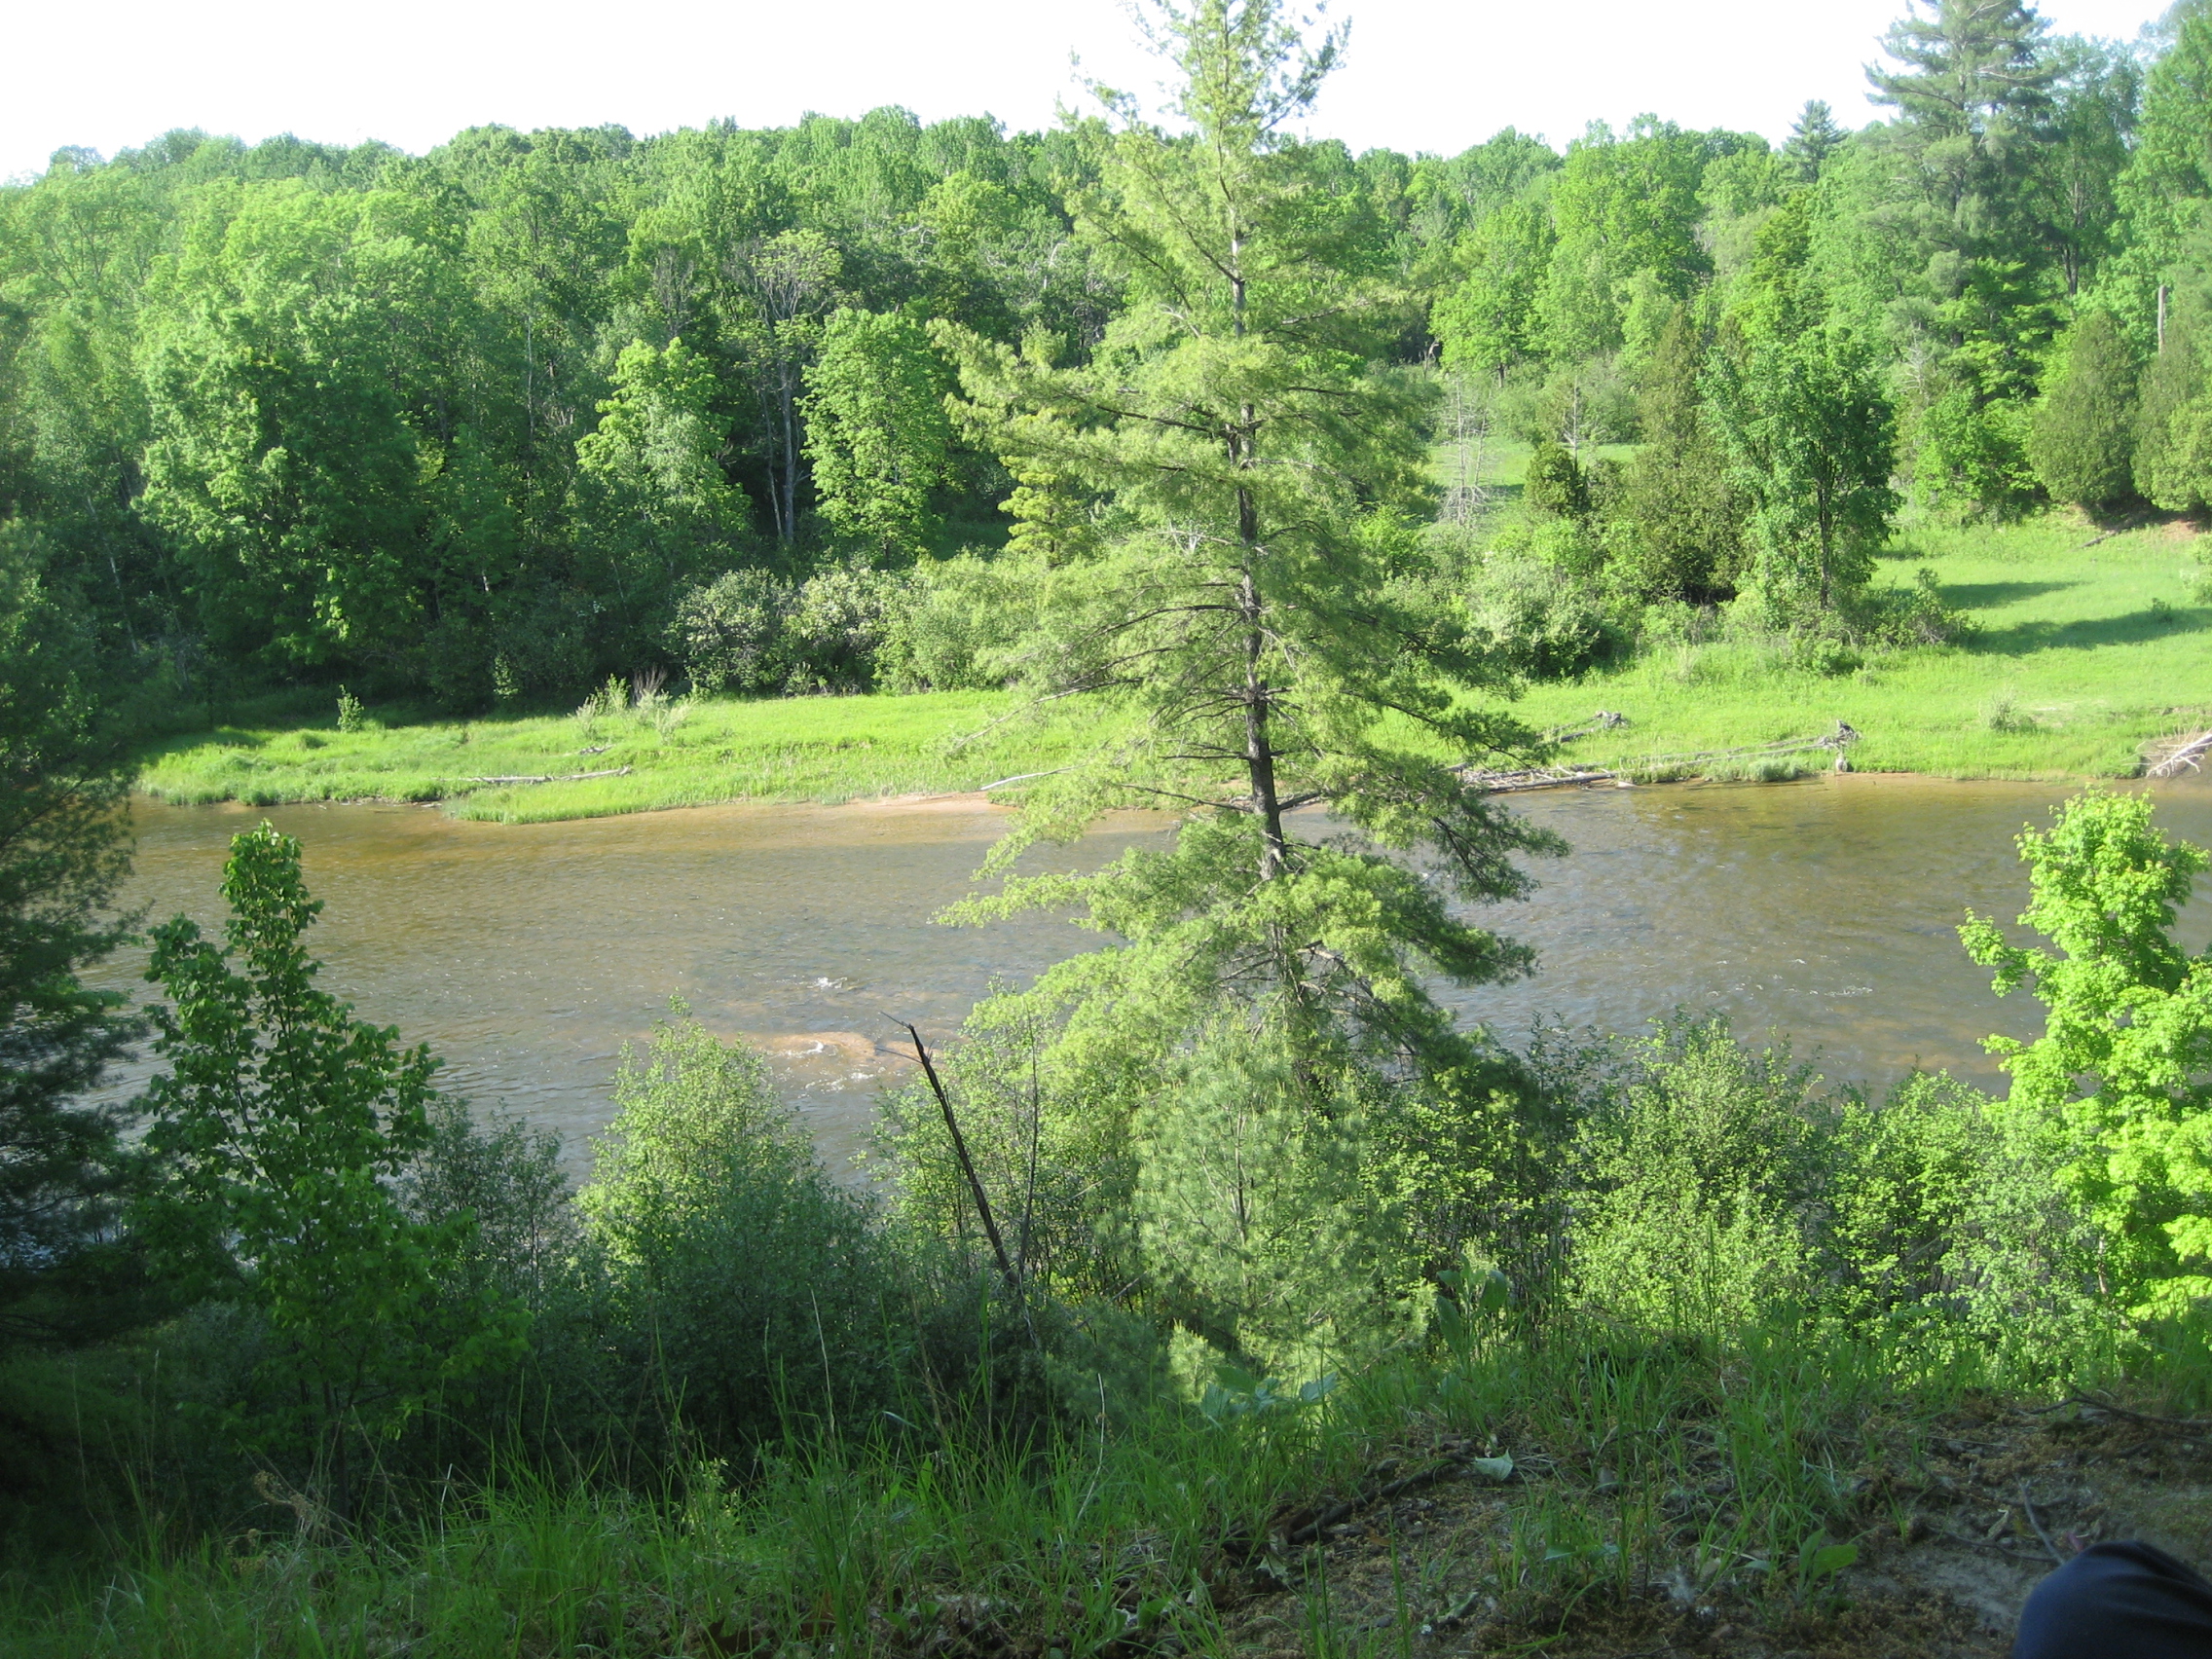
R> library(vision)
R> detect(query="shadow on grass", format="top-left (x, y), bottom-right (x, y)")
top-left (1968, 604), bottom-right (2212, 657)
top-left (1938, 579), bottom-right (2079, 611)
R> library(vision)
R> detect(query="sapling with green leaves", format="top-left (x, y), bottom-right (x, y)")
top-left (1961, 789), bottom-right (2212, 1324)
top-left (133, 822), bottom-right (526, 1521)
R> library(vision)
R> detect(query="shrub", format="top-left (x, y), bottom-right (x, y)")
top-left (132, 824), bottom-right (527, 1517)
top-left (573, 1007), bottom-right (902, 1459)
top-left (668, 568), bottom-right (792, 694)
top-left (1466, 547), bottom-right (1615, 679)
top-left (1523, 441), bottom-right (1590, 519)
top-left (1912, 390), bottom-right (2039, 522)
top-left (783, 565), bottom-right (899, 693)
top-left (876, 554), bottom-right (1036, 692)
top-left (1961, 790), bottom-right (2212, 1326)
top-left (2028, 310), bottom-right (2141, 508)
top-left (1563, 1019), bottom-right (1827, 1333)
top-left (1848, 567), bottom-right (1978, 649)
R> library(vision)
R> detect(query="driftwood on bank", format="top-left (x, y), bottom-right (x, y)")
top-left (462, 766), bottom-right (633, 786)
top-left (1457, 719), bottom-right (1862, 793)
top-left (2148, 730), bottom-right (2212, 779)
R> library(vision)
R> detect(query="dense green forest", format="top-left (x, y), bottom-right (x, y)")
top-left (6, 1), bottom-right (2212, 1653)
top-left (6, 0), bottom-right (2211, 715)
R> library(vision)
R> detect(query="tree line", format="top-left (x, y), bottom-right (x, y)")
top-left (6, 0), bottom-right (2212, 716)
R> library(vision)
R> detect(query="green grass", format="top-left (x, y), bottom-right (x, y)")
top-left (0, 1323), bottom-right (1986, 1658)
top-left (135, 511), bottom-right (2212, 821)
top-left (137, 690), bottom-right (1109, 825)
top-left (1510, 512), bottom-right (2212, 780)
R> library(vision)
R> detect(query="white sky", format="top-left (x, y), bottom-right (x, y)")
top-left (1, 0), bottom-right (2173, 183)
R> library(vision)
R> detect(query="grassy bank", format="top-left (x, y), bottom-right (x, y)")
top-left (135, 512), bottom-right (2211, 822)
top-left (1511, 514), bottom-right (2212, 782)
top-left (136, 689), bottom-right (1105, 825)
top-left (8, 1325), bottom-right (2207, 1658)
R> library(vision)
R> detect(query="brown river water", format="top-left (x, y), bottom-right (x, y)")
top-left (84, 776), bottom-right (2212, 1168)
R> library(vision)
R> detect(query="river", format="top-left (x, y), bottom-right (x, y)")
top-left (84, 776), bottom-right (2212, 1168)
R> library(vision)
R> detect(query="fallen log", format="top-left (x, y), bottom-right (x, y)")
top-left (2149, 730), bottom-right (2212, 778)
top-left (1458, 722), bottom-right (1862, 793)
top-left (463, 766), bottom-right (633, 786)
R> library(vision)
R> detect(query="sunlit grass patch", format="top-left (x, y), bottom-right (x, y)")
top-left (137, 691), bottom-right (1113, 823)
top-left (1511, 512), bottom-right (2212, 782)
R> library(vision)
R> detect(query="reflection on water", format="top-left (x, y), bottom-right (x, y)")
top-left (86, 776), bottom-right (2212, 1166)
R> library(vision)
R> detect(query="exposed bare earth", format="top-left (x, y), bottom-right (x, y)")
top-left (1211, 1396), bottom-right (2212, 1659)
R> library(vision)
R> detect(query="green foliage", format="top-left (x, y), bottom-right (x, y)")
top-left (1432, 202), bottom-right (1554, 379)
top-left (802, 308), bottom-right (953, 560)
top-left (1961, 790), bottom-right (2212, 1324)
top-left (665, 565), bottom-right (900, 695)
top-left (570, 336), bottom-right (750, 666)
top-left (2028, 309), bottom-right (2141, 506)
top-left (1565, 1020), bottom-right (1825, 1332)
top-left (668, 567), bottom-right (790, 693)
top-left (1607, 305), bottom-right (1748, 602)
top-left (875, 552), bottom-right (1036, 692)
top-left (1708, 314), bottom-right (1899, 617)
top-left (1463, 547), bottom-right (1615, 680)
top-left (2132, 296), bottom-right (2212, 510)
top-left (1134, 1025), bottom-right (1421, 1382)
top-left (925, 0), bottom-right (1567, 1371)
top-left (1913, 387), bottom-right (2039, 522)
top-left (1522, 441), bottom-right (1590, 519)
top-left (572, 1005), bottom-right (900, 1454)
top-left (1783, 101), bottom-right (1845, 183)
top-left (0, 523), bottom-right (142, 1351)
top-left (2114, 2), bottom-right (2212, 309)
top-left (782, 564), bottom-right (899, 692)
top-left (133, 823), bottom-right (525, 1512)
top-left (135, 183), bottom-right (454, 669)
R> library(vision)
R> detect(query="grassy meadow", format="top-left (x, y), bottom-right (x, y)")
top-left (137, 508), bottom-right (2211, 821)
top-left (135, 687), bottom-right (1098, 825)
top-left (1515, 513), bottom-right (2212, 781)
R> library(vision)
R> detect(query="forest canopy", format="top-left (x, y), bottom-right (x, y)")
top-left (0, 0), bottom-right (2202, 711)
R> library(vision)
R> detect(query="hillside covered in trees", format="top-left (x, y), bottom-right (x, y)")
top-left (6, 0), bottom-right (2211, 718)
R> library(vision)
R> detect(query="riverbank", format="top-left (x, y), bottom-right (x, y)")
top-left (1510, 513), bottom-right (2211, 782)
top-left (135, 689), bottom-right (1102, 825)
top-left (136, 512), bottom-right (2210, 821)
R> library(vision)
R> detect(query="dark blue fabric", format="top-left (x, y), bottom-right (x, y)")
top-left (2014, 1541), bottom-right (2212, 1658)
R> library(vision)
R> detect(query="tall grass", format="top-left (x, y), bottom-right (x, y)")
top-left (135, 512), bottom-right (2212, 825)
top-left (1, 1316), bottom-right (2009, 1657)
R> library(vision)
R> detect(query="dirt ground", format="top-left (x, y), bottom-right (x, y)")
top-left (1215, 1395), bottom-right (2212, 1659)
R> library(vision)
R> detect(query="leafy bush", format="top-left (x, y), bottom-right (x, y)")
top-left (669, 565), bottom-right (903, 695)
top-left (1563, 1019), bottom-right (1827, 1332)
top-left (1523, 441), bottom-right (1590, 519)
top-left (668, 568), bottom-right (792, 694)
top-left (783, 565), bottom-right (899, 693)
top-left (1847, 567), bottom-right (1978, 648)
top-left (1962, 791), bottom-right (2212, 1326)
top-left (572, 1007), bottom-right (902, 1459)
top-left (876, 553), bottom-right (1036, 692)
top-left (1465, 547), bottom-right (1615, 679)
top-left (2028, 310), bottom-right (2140, 508)
top-left (132, 824), bottom-right (528, 1516)
top-left (1913, 390), bottom-right (2039, 522)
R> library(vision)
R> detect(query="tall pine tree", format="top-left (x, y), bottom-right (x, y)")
top-left (928, 0), bottom-right (1558, 1377)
